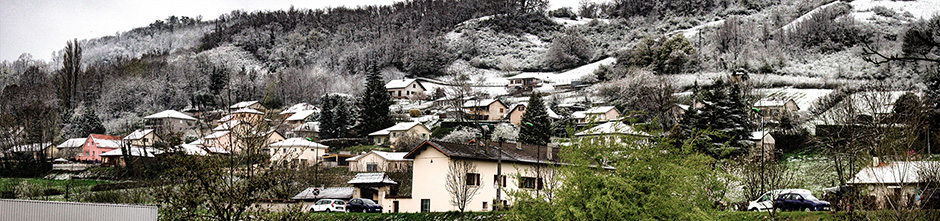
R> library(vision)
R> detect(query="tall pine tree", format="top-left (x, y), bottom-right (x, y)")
top-left (680, 79), bottom-right (751, 157)
top-left (519, 93), bottom-right (551, 145)
top-left (319, 94), bottom-right (355, 139)
top-left (358, 72), bottom-right (394, 136)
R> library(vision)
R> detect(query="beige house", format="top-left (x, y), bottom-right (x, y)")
top-left (571, 106), bottom-right (620, 123)
top-left (284, 110), bottom-right (316, 128)
top-left (506, 74), bottom-right (543, 93)
top-left (346, 151), bottom-right (413, 172)
top-left (462, 99), bottom-right (508, 121)
top-left (362, 141), bottom-right (559, 213)
top-left (123, 129), bottom-right (160, 147)
top-left (754, 98), bottom-right (800, 121)
top-left (230, 100), bottom-right (267, 112)
top-left (848, 160), bottom-right (940, 209)
top-left (386, 79), bottom-right (426, 99)
top-left (368, 122), bottom-right (431, 147)
top-left (143, 110), bottom-right (198, 138)
top-left (9, 143), bottom-right (57, 160)
top-left (266, 138), bottom-right (329, 167)
top-left (193, 130), bottom-right (285, 153)
top-left (56, 138), bottom-right (87, 159)
top-left (505, 102), bottom-right (562, 126)
top-left (279, 103), bottom-right (318, 119)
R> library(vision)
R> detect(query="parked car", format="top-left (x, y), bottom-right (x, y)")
top-left (308, 199), bottom-right (346, 212)
top-left (346, 198), bottom-right (382, 213)
top-left (747, 189), bottom-right (812, 211)
top-left (773, 191), bottom-right (831, 211)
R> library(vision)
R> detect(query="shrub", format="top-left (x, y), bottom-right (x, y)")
top-left (548, 7), bottom-right (578, 20)
top-left (543, 30), bottom-right (594, 70)
top-left (408, 109), bottom-right (421, 117)
top-left (43, 188), bottom-right (62, 196)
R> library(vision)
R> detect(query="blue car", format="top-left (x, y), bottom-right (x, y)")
top-left (346, 198), bottom-right (383, 213)
top-left (773, 191), bottom-right (831, 211)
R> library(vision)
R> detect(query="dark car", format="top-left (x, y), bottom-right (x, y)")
top-left (346, 198), bottom-right (383, 213)
top-left (773, 192), bottom-right (831, 211)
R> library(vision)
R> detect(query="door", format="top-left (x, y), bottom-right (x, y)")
top-left (393, 201), bottom-right (399, 213)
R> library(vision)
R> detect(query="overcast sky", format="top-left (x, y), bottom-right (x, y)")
top-left (0, 0), bottom-right (580, 62)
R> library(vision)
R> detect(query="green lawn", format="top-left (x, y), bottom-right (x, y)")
top-left (0, 177), bottom-right (111, 200)
top-left (0, 177), bottom-right (109, 192)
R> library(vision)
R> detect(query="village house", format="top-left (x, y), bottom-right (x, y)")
top-left (346, 151), bottom-right (413, 172)
top-left (192, 130), bottom-right (285, 153)
top-left (386, 78), bottom-right (426, 99)
top-left (368, 122), bottom-right (431, 147)
top-left (571, 106), bottom-right (620, 123)
top-left (230, 108), bottom-right (265, 122)
top-left (8, 143), bottom-right (56, 160)
top-left (279, 103), bottom-right (318, 119)
top-left (284, 110), bottom-right (316, 128)
top-left (293, 187), bottom-right (355, 202)
top-left (143, 110), bottom-right (198, 137)
top-left (506, 73), bottom-right (543, 92)
top-left (754, 98), bottom-right (800, 121)
top-left (56, 138), bottom-right (87, 159)
top-left (169, 144), bottom-right (230, 156)
top-left (809, 91), bottom-right (913, 136)
top-left (290, 122), bottom-right (320, 140)
top-left (462, 99), bottom-right (508, 121)
top-left (76, 134), bottom-right (123, 163)
top-left (123, 129), bottom-right (160, 147)
top-left (504, 102), bottom-right (562, 126)
top-left (355, 140), bottom-right (559, 213)
top-left (230, 100), bottom-right (267, 112)
top-left (100, 146), bottom-right (159, 167)
top-left (266, 138), bottom-right (329, 167)
top-left (848, 159), bottom-right (940, 209)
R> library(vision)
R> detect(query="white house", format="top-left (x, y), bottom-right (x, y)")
top-left (386, 79), bottom-right (426, 99)
top-left (346, 151), bottom-right (413, 172)
top-left (571, 106), bottom-right (620, 123)
top-left (266, 138), bottom-right (329, 167)
top-left (368, 122), bottom-right (431, 147)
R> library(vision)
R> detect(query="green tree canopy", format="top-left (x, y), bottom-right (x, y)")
top-left (519, 93), bottom-right (551, 145)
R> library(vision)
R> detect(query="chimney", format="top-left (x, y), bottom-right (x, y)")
top-left (873, 157), bottom-right (880, 167)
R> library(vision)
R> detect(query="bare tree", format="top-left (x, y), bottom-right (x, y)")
top-left (446, 159), bottom-right (480, 212)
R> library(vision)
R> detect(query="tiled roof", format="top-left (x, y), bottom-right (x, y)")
top-left (293, 187), bottom-right (355, 200)
top-left (368, 122), bottom-right (423, 136)
top-left (347, 172), bottom-right (398, 185)
top-left (462, 99), bottom-right (500, 108)
top-left (213, 120), bottom-right (242, 131)
top-left (89, 134), bottom-right (123, 149)
top-left (169, 144), bottom-right (230, 156)
top-left (10, 143), bottom-right (52, 152)
top-left (143, 110), bottom-right (197, 121)
top-left (346, 150), bottom-right (411, 162)
top-left (232, 108), bottom-right (264, 115)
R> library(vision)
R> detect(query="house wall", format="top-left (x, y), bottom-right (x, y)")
top-left (76, 138), bottom-right (118, 162)
top-left (150, 118), bottom-right (197, 138)
top-left (485, 102), bottom-right (507, 121)
top-left (508, 106), bottom-right (525, 125)
top-left (389, 126), bottom-right (431, 145)
top-left (860, 184), bottom-right (921, 209)
top-left (388, 149), bottom-right (556, 213)
top-left (349, 153), bottom-right (412, 172)
top-left (128, 132), bottom-right (159, 147)
top-left (269, 146), bottom-right (326, 167)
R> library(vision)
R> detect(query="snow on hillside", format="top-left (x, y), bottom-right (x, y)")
top-left (551, 17), bottom-right (610, 27)
top-left (781, 1), bottom-right (844, 32)
top-left (670, 19), bottom-right (724, 38)
top-left (755, 87), bottom-right (834, 113)
top-left (851, 0), bottom-right (940, 21)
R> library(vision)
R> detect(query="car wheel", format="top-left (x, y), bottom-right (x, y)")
top-left (804, 207), bottom-right (811, 212)
top-left (774, 207), bottom-right (781, 213)
top-left (326, 209), bottom-right (331, 213)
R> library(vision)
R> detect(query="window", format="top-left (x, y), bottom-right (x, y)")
top-left (494, 175), bottom-right (506, 187)
top-left (519, 177), bottom-right (543, 190)
top-left (466, 173), bottom-right (481, 186)
top-left (367, 163), bottom-right (378, 172)
top-left (483, 201), bottom-right (488, 210)
top-left (499, 108), bottom-right (504, 113)
top-left (520, 106), bottom-right (525, 111)
top-left (421, 199), bottom-right (431, 212)
top-left (413, 84), bottom-right (417, 88)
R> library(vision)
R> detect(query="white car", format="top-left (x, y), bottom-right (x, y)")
top-left (308, 199), bottom-right (346, 213)
top-left (747, 189), bottom-right (812, 211)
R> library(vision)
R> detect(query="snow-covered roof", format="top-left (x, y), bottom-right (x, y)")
top-left (385, 78), bottom-right (423, 89)
top-left (368, 122), bottom-right (425, 136)
top-left (10, 143), bottom-right (52, 152)
top-left (575, 121), bottom-right (650, 137)
top-left (232, 108), bottom-right (264, 115)
top-left (123, 129), bottom-right (153, 140)
top-left (750, 131), bottom-right (770, 140)
top-left (230, 101), bottom-right (259, 109)
top-left (169, 144), bottom-right (229, 156)
top-left (292, 122), bottom-right (320, 132)
top-left (144, 110), bottom-right (197, 121)
top-left (462, 99), bottom-right (501, 108)
top-left (89, 134), bottom-right (123, 149)
top-left (293, 187), bottom-right (355, 200)
top-left (848, 161), bottom-right (940, 184)
top-left (585, 106), bottom-right (616, 114)
top-left (100, 146), bottom-right (160, 157)
top-left (204, 131), bottom-right (230, 139)
top-left (216, 114), bottom-right (235, 123)
top-left (507, 72), bottom-right (548, 80)
top-left (57, 138), bottom-right (87, 149)
top-left (286, 110), bottom-right (316, 121)
top-left (571, 111), bottom-right (586, 119)
top-left (347, 172), bottom-right (398, 185)
top-left (213, 120), bottom-right (242, 131)
top-left (279, 103), bottom-right (318, 115)
top-left (268, 138), bottom-right (329, 149)
top-left (346, 150), bottom-right (411, 162)
top-left (754, 98), bottom-right (795, 108)
top-left (506, 102), bottom-right (562, 119)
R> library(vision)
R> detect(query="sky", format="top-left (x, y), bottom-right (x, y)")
top-left (0, 0), bottom-right (581, 62)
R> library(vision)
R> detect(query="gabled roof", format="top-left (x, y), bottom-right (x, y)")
top-left (346, 150), bottom-right (411, 162)
top-left (123, 129), bottom-right (154, 140)
top-left (168, 144), bottom-right (230, 156)
top-left (213, 120), bottom-right (242, 131)
top-left (279, 103), bottom-right (318, 115)
top-left (368, 122), bottom-right (426, 136)
top-left (575, 121), bottom-right (650, 137)
top-left (849, 161), bottom-right (940, 184)
top-left (232, 108), bottom-right (264, 115)
top-left (268, 138), bottom-right (329, 149)
top-left (347, 172), bottom-right (398, 185)
top-left (57, 138), bottom-right (87, 149)
top-left (230, 101), bottom-right (260, 109)
top-left (754, 98), bottom-right (796, 108)
top-left (293, 187), bottom-right (355, 200)
top-left (404, 141), bottom-right (560, 165)
top-left (585, 106), bottom-right (616, 114)
top-left (462, 99), bottom-right (504, 108)
top-left (385, 78), bottom-right (425, 90)
top-left (100, 146), bottom-right (160, 157)
top-left (506, 102), bottom-right (562, 119)
top-left (507, 72), bottom-right (547, 80)
top-left (286, 110), bottom-right (316, 121)
top-left (204, 131), bottom-right (230, 139)
top-left (750, 131), bottom-right (772, 140)
top-left (292, 122), bottom-right (319, 132)
top-left (143, 110), bottom-right (197, 121)
top-left (89, 134), bottom-right (123, 149)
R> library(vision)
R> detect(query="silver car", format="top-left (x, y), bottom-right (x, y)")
top-left (308, 199), bottom-right (346, 213)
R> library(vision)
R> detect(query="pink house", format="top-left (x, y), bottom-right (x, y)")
top-left (76, 134), bottom-right (123, 162)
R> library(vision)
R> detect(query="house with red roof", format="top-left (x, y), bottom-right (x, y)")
top-left (75, 134), bottom-right (124, 163)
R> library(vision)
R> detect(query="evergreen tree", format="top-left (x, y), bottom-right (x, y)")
top-left (681, 80), bottom-right (751, 157)
top-left (358, 72), bottom-right (394, 136)
top-left (319, 94), bottom-right (356, 139)
top-left (76, 108), bottom-right (105, 137)
top-left (519, 93), bottom-right (551, 145)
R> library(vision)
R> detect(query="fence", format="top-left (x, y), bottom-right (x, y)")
top-left (0, 199), bottom-right (157, 221)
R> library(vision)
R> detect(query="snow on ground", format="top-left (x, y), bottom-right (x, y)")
top-left (669, 19), bottom-right (724, 38)
top-left (755, 87), bottom-right (834, 113)
top-left (551, 17), bottom-right (611, 27)
top-left (851, 0), bottom-right (940, 21)
top-left (781, 1), bottom-right (844, 32)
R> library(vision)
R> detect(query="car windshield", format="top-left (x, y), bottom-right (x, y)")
top-left (801, 193), bottom-right (819, 201)
top-left (362, 199), bottom-right (377, 204)
top-left (334, 201), bottom-right (345, 205)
